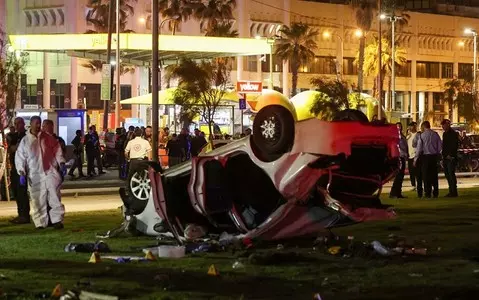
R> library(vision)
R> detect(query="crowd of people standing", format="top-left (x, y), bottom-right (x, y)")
top-left (390, 119), bottom-right (460, 199)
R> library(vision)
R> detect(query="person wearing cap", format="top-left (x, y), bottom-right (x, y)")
top-left (414, 121), bottom-right (442, 198)
top-left (390, 122), bottom-right (409, 198)
top-left (407, 121), bottom-right (423, 196)
top-left (441, 119), bottom-right (460, 197)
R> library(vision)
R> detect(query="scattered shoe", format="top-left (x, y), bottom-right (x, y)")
top-left (9, 216), bottom-right (30, 224)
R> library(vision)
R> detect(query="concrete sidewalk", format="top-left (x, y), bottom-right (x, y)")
top-left (0, 194), bottom-right (122, 217)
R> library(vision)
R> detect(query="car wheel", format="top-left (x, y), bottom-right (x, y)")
top-left (253, 105), bottom-right (295, 161)
top-left (128, 162), bottom-right (151, 203)
top-left (333, 109), bottom-right (369, 122)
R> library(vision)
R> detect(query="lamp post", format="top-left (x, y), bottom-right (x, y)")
top-left (266, 38), bottom-right (275, 89)
top-left (323, 31), bottom-right (343, 80)
top-left (381, 14), bottom-right (403, 112)
top-left (115, 0), bottom-right (120, 127)
top-left (465, 28), bottom-right (478, 95)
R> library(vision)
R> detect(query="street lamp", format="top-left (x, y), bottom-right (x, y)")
top-left (323, 31), bottom-right (343, 80)
top-left (464, 28), bottom-right (477, 95)
top-left (354, 29), bottom-right (363, 38)
top-left (380, 13), bottom-right (403, 111)
top-left (256, 35), bottom-right (280, 90)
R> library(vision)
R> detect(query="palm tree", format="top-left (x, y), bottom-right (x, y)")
top-left (205, 22), bottom-right (238, 37)
top-left (86, 0), bottom-right (137, 33)
top-left (159, 0), bottom-right (195, 34)
top-left (193, 0), bottom-right (237, 32)
top-left (358, 38), bottom-right (406, 102)
top-left (310, 77), bottom-right (351, 120)
top-left (84, 0), bottom-right (137, 75)
top-left (443, 77), bottom-right (462, 120)
top-left (275, 22), bottom-right (318, 97)
top-left (350, 0), bottom-right (376, 93)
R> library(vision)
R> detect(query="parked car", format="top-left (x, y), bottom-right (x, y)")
top-left (119, 91), bottom-right (400, 243)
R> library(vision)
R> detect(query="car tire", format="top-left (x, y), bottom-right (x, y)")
top-left (333, 109), bottom-right (369, 122)
top-left (253, 105), bottom-right (295, 161)
top-left (127, 161), bottom-right (154, 204)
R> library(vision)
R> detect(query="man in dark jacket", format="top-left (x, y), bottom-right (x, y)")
top-left (68, 130), bottom-right (85, 178)
top-left (166, 134), bottom-right (184, 167)
top-left (190, 128), bottom-right (207, 157)
top-left (441, 119), bottom-right (460, 197)
top-left (84, 125), bottom-right (104, 176)
top-left (7, 117), bottom-right (29, 224)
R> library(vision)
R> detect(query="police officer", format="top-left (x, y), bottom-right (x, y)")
top-left (414, 121), bottom-right (442, 198)
top-left (7, 117), bottom-right (30, 224)
top-left (125, 128), bottom-right (153, 176)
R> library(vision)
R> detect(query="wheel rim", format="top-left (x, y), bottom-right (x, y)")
top-left (260, 116), bottom-right (280, 144)
top-left (130, 170), bottom-right (151, 201)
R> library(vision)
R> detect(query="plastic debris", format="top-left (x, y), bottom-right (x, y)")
top-left (184, 224), bottom-right (207, 240)
top-left (328, 246), bottom-right (342, 255)
top-left (313, 293), bottom-right (323, 300)
top-left (277, 244), bottom-right (284, 250)
top-left (51, 284), bottom-right (63, 298)
top-left (232, 261), bottom-right (245, 269)
top-left (79, 291), bottom-right (119, 300)
top-left (371, 241), bottom-right (391, 256)
top-left (157, 245), bottom-right (186, 258)
top-left (408, 273), bottom-right (423, 277)
top-left (207, 264), bottom-right (219, 276)
top-left (473, 269), bottom-right (479, 273)
top-left (243, 237), bottom-right (253, 249)
top-left (88, 252), bottom-right (101, 264)
top-left (65, 241), bottom-right (111, 253)
top-left (191, 243), bottom-right (212, 254)
top-left (219, 232), bottom-right (237, 243)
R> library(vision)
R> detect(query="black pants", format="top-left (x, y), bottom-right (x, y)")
top-left (390, 157), bottom-right (406, 197)
top-left (421, 154), bottom-right (439, 198)
top-left (409, 158), bottom-right (424, 197)
top-left (69, 153), bottom-right (84, 176)
top-left (87, 151), bottom-right (95, 175)
top-left (95, 149), bottom-right (103, 173)
top-left (408, 158), bottom-right (417, 187)
top-left (11, 168), bottom-right (29, 219)
top-left (443, 157), bottom-right (458, 196)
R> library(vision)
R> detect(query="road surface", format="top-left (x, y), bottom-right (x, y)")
top-left (0, 194), bottom-right (122, 217)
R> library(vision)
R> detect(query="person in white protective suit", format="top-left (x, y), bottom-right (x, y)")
top-left (15, 116), bottom-right (67, 229)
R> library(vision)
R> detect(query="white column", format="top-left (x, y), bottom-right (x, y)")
top-left (256, 55), bottom-right (263, 82)
top-left (411, 60), bottom-right (417, 121)
top-left (453, 61), bottom-right (459, 122)
top-left (427, 91), bottom-right (434, 119)
top-left (418, 91), bottom-right (425, 123)
top-left (131, 66), bottom-right (140, 118)
top-left (236, 0), bottom-right (250, 82)
top-left (43, 52), bottom-right (50, 109)
top-left (282, 0), bottom-right (291, 97)
top-left (70, 57), bottom-right (78, 109)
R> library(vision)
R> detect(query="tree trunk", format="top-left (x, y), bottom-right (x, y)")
top-left (357, 36), bottom-right (366, 93)
top-left (291, 63), bottom-right (299, 97)
top-left (387, 75), bottom-right (392, 111)
top-left (448, 99), bottom-right (453, 120)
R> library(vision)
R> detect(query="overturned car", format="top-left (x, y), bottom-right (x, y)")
top-left (120, 91), bottom-right (400, 243)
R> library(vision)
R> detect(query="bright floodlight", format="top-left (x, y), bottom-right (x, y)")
top-left (110, 60), bottom-right (116, 65)
top-left (139, 17), bottom-right (146, 23)
top-left (465, 28), bottom-right (476, 35)
top-left (380, 14), bottom-right (387, 20)
top-left (255, 35), bottom-right (262, 40)
top-left (323, 31), bottom-right (331, 38)
top-left (458, 41), bottom-right (465, 47)
top-left (355, 29), bottom-right (363, 38)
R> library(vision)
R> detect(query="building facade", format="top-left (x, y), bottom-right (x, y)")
top-left (2, 0), bottom-right (479, 127)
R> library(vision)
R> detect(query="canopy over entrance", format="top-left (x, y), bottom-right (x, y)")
top-left (8, 33), bottom-right (271, 66)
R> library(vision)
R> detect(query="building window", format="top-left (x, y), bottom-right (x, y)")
top-left (119, 85), bottom-right (132, 110)
top-left (54, 84), bottom-right (67, 109)
top-left (416, 61), bottom-right (440, 78)
top-left (459, 63), bottom-right (473, 80)
top-left (26, 85), bottom-right (37, 104)
top-left (261, 55), bottom-right (283, 73)
top-left (397, 61), bottom-right (411, 77)
top-left (300, 57), bottom-right (335, 74)
top-left (441, 63), bottom-right (453, 79)
top-left (84, 84), bottom-right (102, 109)
top-left (405, 0), bottom-right (431, 9)
top-left (342, 58), bottom-right (358, 75)
top-left (243, 56), bottom-right (258, 72)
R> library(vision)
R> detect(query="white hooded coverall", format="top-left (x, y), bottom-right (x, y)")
top-left (15, 131), bottom-right (65, 228)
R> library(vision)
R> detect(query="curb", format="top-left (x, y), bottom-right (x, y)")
top-left (61, 187), bottom-right (120, 197)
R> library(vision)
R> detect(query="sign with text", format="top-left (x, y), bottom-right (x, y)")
top-left (236, 81), bottom-right (262, 94)
top-left (101, 64), bottom-right (111, 101)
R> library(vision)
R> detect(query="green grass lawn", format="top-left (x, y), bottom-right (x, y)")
top-left (2, 189), bottom-right (479, 300)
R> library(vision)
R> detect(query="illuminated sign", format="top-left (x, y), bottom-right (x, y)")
top-left (236, 81), bottom-right (263, 94)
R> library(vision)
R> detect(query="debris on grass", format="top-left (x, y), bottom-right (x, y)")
top-left (51, 284), bottom-right (63, 297)
top-left (232, 261), bottom-right (245, 269)
top-left (313, 293), bottom-right (323, 300)
top-left (276, 244), bottom-right (284, 250)
top-left (88, 252), bottom-right (101, 264)
top-left (65, 241), bottom-right (111, 253)
top-left (408, 273), bottom-right (423, 277)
